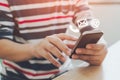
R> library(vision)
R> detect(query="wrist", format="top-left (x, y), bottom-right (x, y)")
top-left (28, 43), bottom-right (42, 59)
top-left (25, 44), bottom-right (36, 59)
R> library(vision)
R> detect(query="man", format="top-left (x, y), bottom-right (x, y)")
top-left (0, 0), bottom-right (107, 80)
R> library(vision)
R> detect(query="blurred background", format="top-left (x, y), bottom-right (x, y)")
top-left (89, 0), bottom-right (120, 46)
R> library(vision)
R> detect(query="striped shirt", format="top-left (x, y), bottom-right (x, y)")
top-left (0, 0), bottom-right (93, 80)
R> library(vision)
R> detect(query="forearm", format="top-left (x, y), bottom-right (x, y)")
top-left (0, 39), bottom-right (34, 62)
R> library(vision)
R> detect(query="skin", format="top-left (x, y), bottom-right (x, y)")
top-left (0, 33), bottom-right (107, 67)
top-left (71, 43), bottom-right (108, 66)
top-left (0, 33), bottom-right (76, 67)
top-left (31, 33), bottom-right (77, 67)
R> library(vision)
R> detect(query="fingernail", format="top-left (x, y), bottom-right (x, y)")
top-left (87, 45), bottom-right (91, 49)
top-left (72, 55), bottom-right (78, 59)
top-left (67, 49), bottom-right (71, 55)
top-left (76, 49), bottom-right (81, 54)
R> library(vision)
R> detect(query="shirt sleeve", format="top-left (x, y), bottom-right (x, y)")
top-left (0, 0), bottom-right (15, 40)
top-left (73, 0), bottom-right (94, 25)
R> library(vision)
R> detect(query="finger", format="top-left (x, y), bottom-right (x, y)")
top-left (35, 44), bottom-right (61, 67)
top-left (79, 55), bottom-right (100, 61)
top-left (86, 43), bottom-right (105, 50)
top-left (72, 54), bottom-right (100, 61)
top-left (55, 33), bottom-right (78, 41)
top-left (46, 36), bottom-right (71, 56)
top-left (45, 43), bottom-right (66, 62)
top-left (66, 44), bottom-right (75, 49)
top-left (75, 48), bottom-right (98, 56)
top-left (42, 51), bottom-right (61, 67)
top-left (71, 54), bottom-right (79, 59)
top-left (87, 60), bottom-right (101, 66)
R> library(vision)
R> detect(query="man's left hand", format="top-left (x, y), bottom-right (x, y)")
top-left (71, 43), bottom-right (108, 66)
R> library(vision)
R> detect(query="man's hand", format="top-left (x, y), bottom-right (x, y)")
top-left (71, 43), bottom-right (108, 66)
top-left (31, 33), bottom-right (77, 67)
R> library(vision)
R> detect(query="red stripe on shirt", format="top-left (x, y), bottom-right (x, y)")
top-left (18, 15), bottom-right (74, 24)
top-left (3, 61), bottom-right (59, 76)
top-left (0, 2), bottom-right (9, 7)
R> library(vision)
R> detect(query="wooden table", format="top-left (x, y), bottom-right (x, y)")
top-left (53, 41), bottom-right (120, 80)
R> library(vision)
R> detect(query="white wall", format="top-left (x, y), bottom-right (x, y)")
top-left (90, 4), bottom-right (120, 46)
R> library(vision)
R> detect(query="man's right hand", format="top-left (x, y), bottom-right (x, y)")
top-left (31, 33), bottom-right (77, 67)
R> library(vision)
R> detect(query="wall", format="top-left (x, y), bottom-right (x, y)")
top-left (90, 2), bottom-right (120, 46)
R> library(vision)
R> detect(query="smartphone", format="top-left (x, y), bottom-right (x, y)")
top-left (70, 29), bottom-right (103, 58)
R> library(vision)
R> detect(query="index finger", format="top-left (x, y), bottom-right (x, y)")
top-left (46, 36), bottom-right (71, 56)
top-left (86, 43), bottom-right (105, 50)
top-left (55, 33), bottom-right (78, 41)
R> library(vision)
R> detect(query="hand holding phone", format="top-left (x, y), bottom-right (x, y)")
top-left (70, 29), bottom-right (103, 58)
